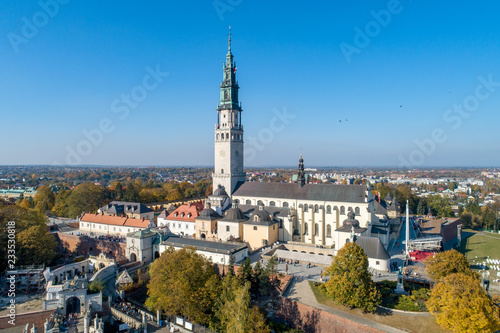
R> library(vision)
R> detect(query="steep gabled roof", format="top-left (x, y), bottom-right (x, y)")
top-left (233, 182), bottom-right (366, 203)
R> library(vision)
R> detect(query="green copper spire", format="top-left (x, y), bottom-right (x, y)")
top-left (219, 26), bottom-right (240, 111)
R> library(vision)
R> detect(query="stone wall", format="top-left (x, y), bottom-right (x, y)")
top-left (274, 297), bottom-right (383, 333)
top-left (54, 232), bottom-right (127, 262)
top-left (0, 309), bottom-right (53, 331)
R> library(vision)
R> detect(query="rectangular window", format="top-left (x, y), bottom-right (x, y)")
top-left (253, 226), bottom-right (257, 230)
top-left (376, 261), bottom-right (380, 265)
top-left (226, 226), bottom-right (230, 232)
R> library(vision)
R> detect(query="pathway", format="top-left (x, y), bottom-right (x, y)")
top-left (283, 278), bottom-right (405, 333)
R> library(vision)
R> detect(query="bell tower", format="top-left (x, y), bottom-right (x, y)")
top-left (213, 27), bottom-right (245, 195)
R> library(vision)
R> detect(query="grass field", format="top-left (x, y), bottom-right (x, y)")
top-left (309, 282), bottom-right (448, 333)
top-left (459, 229), bottom-right (500, 261)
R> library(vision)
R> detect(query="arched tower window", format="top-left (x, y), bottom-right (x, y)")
top-left (355, 207), bottom-right (360, 215)
top-left (326, 225), bottom-right (332, 237)
top-left (314, 223), bottom-right (319, 236)
top-left (283, 202), bottom-right (289, 208)
top-left (326, 205), bottom-right (332, 214)
top-left (314, 204), bottom-right (319, 213)
top-left (340, 206), bottom-right (345, 215)
top-left (221, 169), bottom-right (224, 174)
top-left (246, 200), bottom-right (251, 205)
top-left (304, 223), bottom-right (308, 235)
top-left (269, 201), bottom-right (276, 207)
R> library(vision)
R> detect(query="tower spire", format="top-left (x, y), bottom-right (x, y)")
top-left (228, 26), bottom-right (232, 53)
top-left (297, 155), bottom-right (305, 187)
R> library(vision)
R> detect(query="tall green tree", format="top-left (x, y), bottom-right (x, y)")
top-left (427, 273), bottom-right (500, 333)
top-left (321, 242), bottom-right (381, 312)
top-left (65, 183), bottom-right (106, 217)
top-left (33, 185), bottom-right (56, 213)
top-left (146, 247), bottom-right (219, 326)
top-left (219, 280), bottom-right (270, 333)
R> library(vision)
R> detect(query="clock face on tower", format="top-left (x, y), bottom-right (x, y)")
top-left (219, 150), bottom-right (226, 157)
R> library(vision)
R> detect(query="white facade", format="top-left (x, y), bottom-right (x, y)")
top-left (217, 221), bottom-right (243, 241)
top-left (159, 242), bottom-right (248, 264)
top-left (157, 218), bottom-right (196, 236)
top-left (232, 194), bottom-right (376, 249)
top-left (79, 221), bottom-right (147, 236)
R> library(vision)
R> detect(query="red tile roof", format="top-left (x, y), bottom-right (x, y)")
top-left (81, 213), bottom-right (150, 228)
top-left (166, 201), bottom-right (204, 222)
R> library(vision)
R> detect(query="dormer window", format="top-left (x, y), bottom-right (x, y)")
top-left (180, 213), bottom-right (185, 218)
top-left (174, 212), bottom-right (178, 217)
top-left (254, 215), bottom-right (259, 222)
top-left (187, 213), bottom-right (191, 218)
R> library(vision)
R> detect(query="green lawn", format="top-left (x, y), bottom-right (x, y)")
top-left (459, 229), bottom-right (500, 261)
top-left (309, 282), bottom-right (448, 333)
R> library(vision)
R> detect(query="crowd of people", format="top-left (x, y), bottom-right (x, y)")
top-left (78, 232), bottom-right (125, 243)
top-left (113, 298), bottom-right (142, 320)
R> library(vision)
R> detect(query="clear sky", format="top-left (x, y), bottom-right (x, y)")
top-left (1, 1), bottom-right (499, 167)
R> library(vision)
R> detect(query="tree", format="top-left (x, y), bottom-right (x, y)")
top-left (237, 256), bottom-right (253, 284)
top-left (33, 185), bottom-right (55, 213)
top-left (65, 183), bottom-right (106, 217)
top-left (426, 195), bottom-right (454, 217)
top-left (219, 280), bottom-right (270, 333)
top-left (460, 211), bottom-right (473, 229)
top-left (417, 199), bottom-right (426, 216)
top-left (424, 249), bottom-right (478, 282)
top-left (146, 247), bottom-right (219, 326)
top-left (481, 206), bottom-right (496, 230)
top-left (115, 182), bottom-right (124, 200)
top-left (88, 279), bottom-right (105, 294)
top-left (427, 273), bottom-right (500, 333)
top-left (0, 206), bottom-right (57, 270)
top-left (321, 242), bottom-right (381, 312)
top-left (124, 182), bottom-right (140, 202)
top-left (52, 188), bottom-right (69, 217)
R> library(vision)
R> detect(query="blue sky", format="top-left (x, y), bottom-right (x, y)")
top-left (1, 1), bottom-right (499, 167)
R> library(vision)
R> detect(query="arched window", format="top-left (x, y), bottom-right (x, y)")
top-left (326, 225), bottom-right (332, 237)
top-left (340, 206), bottom-right (345, 215)
top-left (355, 207), bottom-right (360, 215)
top-left (226, 226), bottom-right (230, 232)
top-left (226, 133), bottom-right (229, 139)
top-left (234, 199), bottom-right (239, 203)
top-left (216, 134), bottom-right (219, 140)
top-left (314, 223), bottom-right (319, 236)
top-left (283, 202), bottom-right (289, 208)
top-left (221, 169), bottom-right (224, 174)
top-left (246, 200), bottom-right (251, 205)
top-left (304, 223), bottom-right (308, 235)
top-left (257, 200), bottom-right (263, 206)
top-left (269, 201), bottom-right (275, 207)
top-left (303, 205), bottom-right (308, 212)
top-left (254, 215), bottom-right (259, 222)
top-left (314, 204), bottom-right (319, 213)
top-left (348, 207), bottom-right (353, 212)
top-left (326, 205), bottom-right (332, 214)
top-left (346, 238), bottom-right (350, 243)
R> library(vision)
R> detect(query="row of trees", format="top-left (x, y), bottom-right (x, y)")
top-left (460, 199), bottom-right (498, 230)
top-left (16, 179), bottom-right (212, 218)
top-left (146, 248), bottom-right (282, 333)
top-left (424, 250), bottom-right (500, 332)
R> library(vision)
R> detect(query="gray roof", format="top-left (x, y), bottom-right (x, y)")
top-left (220, 206), bottom-right (248, 222)
top-left (233, 182), bottom-right (367, 203)
top-left (100, 201), bottom-right (153, 215)
top-left (335, 225), bottom-right (367, 233)
top-left (373, 200), bottom-right (387, 215)
top-left (161, 236), bottom-right (247, 254)
top-left (213, 185), bottom-right (229, 197)
top-left (195, 207), bottom-right (221, 220)
top-left (354, 236), bottom-right (390, 260)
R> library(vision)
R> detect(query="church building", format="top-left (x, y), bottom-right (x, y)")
top-left (207, 30), bottom-right (387, 251)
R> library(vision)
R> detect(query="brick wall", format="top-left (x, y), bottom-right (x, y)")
top-left (0, 310), bottom-right (53, 330)
top-left (55, 232), bottom-right (127, 262)
top-left (274, 297), bottom-right (383, 333)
